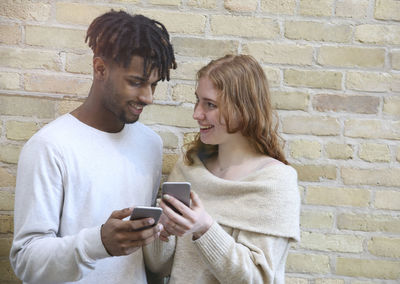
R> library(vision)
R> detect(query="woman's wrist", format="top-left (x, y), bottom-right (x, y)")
top-left (193, 215), bottom-right (213, 240)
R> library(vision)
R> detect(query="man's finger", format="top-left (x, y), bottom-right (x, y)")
top-left (109, 207), bottom-right (133, 220)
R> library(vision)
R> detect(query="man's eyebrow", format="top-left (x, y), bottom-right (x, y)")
top-left (126, 75), bottom-right (147, 81)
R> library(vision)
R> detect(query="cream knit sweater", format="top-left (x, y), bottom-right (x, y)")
top-left (144, 156), bottom-right (300, 284)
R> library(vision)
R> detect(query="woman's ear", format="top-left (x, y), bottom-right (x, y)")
top-left (93, 57), bottom-right (107, 81)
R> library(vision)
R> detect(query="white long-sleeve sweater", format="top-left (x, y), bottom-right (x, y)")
top-left (144, 156), bottom-right (300, 284)
top-left (10, 114), bottom-right (163, 284)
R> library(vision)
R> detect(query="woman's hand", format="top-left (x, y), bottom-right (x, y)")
top-left (159, 191), bottom-right (213, 241)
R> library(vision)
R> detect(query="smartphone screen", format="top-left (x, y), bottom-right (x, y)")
top-left (161, 182), bottom-right (191, 214)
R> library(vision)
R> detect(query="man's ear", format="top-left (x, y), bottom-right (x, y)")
top-left (93, 57), bottom-right (107, 80)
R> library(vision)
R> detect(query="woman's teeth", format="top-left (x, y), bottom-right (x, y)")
top-left (200, 125), bottom-right (213, 130)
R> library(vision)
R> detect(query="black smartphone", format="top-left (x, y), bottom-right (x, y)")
top-left (161, 182), bottom-right (191, 214)
top-left (129, 206), bottom-right (163, 230)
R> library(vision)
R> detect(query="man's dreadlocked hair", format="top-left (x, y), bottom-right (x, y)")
top-left (86, 10), bottom-right (176, 81)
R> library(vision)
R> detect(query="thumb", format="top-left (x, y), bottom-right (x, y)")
top-left (109, 207), bottom-right (133, 220)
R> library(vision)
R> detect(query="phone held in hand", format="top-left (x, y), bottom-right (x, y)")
top-left (161, 182), bottom-right (191, 214)
top-left (130, 206), bottom-right (162, 230)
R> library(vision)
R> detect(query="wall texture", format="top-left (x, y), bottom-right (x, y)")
top-left (1, 0), bottom-right (400, 283)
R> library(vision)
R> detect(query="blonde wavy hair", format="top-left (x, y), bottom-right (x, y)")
top-left (184, 54), bottom-right (288, 165)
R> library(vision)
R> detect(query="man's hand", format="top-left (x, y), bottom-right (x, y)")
top-left (101, 207), bottom-right (163, 256)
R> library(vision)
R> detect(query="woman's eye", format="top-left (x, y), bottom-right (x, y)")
top-left (207, 102), bottom-right (216, 108)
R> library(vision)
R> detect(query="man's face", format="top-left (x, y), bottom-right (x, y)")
top-left (102, 55), bottom-right (160, 124)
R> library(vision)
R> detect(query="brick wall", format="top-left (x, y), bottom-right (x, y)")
top-left (0, 0), bottom-right (399, 282)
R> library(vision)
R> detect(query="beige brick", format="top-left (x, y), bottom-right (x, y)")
top-left (350, 281), bottom-right (378, 284)
top-left (0, 215), bottom-right (13, 233)
top-left (0, 47), bottom-right (62, 71)
top-left (56, 3), bottom-right (115, 25)
top-left (300, 232), bottom-right (363, 253)
top-left (285, 21), bottom-right (351, 42)
top-left (337, 213), bottom-right (400, 233)
top-left (0, 0), bottom-right (51, 21)
top-left (243, 43), bottom-right (313, 65)
top-left (261, 0), bottom-right (296, 14)
top-left (355, 24), bottom-right (400, 45)
top-left (347, 72), bottom-right (399, 92)
top-left (271, 91), bottom-right (309, 111)
top-left (383, 96), bottom-right (400, 116)
top-left (398, 147), bottom-right (400, 162)
top-left (0, 72), bottom-right (20, 90)
top-left (282, 116), bottom-right (340, 136)
top-left (57, 100), bottom-right (83, 116)
top-left (301, 210), bottom-right (333, 229)
top-left (336, 257), bottom-right (400, 279)
top-left (66, 53), bottom-right (93, 74)
top-left (187, 0), bottom-right (217, 8)
top-left (344, 119), bottom-right (400, 140)
top-left (110, 0), bottom-right (140, 2)
top-left (290, 140), bottom-right (321, 159)
top-left (25, 74), bottom-right (91, 96)
top-left (0, 95), bottom-right (55, 118)
top-left (375, 190), bottom-right (400, 210)
top-left (0, 144), bottom-right (22, 164)
top-left (374, 0), bottom-right (400, 21)
top-left (170, 61), bottom-right (206, 80)
top-left (299, 0), bottom-right (333, 17)
top-left (318, 46), bottom-right (385, 68)
top-left (0, 258), bottom-right (19, 281)
top-left (6, 121), bottom-right (39, 141)
top-left (140, 105), bottom-right (197, 128)
top-left (157, 131), bottom-right (179, 149)
top-left (26, 26), bottom-right (87, 50)
top-left (368, 237), bottom-right (400, 258)
top-left (359, 143), bottom-right (390, 162)
top-left (172, 84), bottom-right (196, 104)
top-left (284, 69), bottom-right (342, 90)
top-left (307, 186), bottom-right (370, 207)
top-left (0, 191), bottom-right (14, 211)
top-left (325, 143), bottom-right (353, 160)
top-left (286, 253), bottom-right (330, 273)
top-left (0, 24), bottom-right (21, 44)
top-left (335, 0), bottom-right (369, 19)
top-left (153, 82), bottom-right (169, 101)
top-left (211, 15), bottom-right (279, 39)
top-left (392, 51), bottom-right (400, 70)
top-left (149, 0), bottom-right (181, 5)
top-left (0, 238), bottom-right (12, 257)
top-left (313, 94), bottom-right (379, 114)
top-left (139, 10), bottom-right (206, 34)
top-left (315, 279), bottom-right (344, 284)
top-left (292, 164), bottom-right (336, 182)
top-left (262, 66), bottom-right (280, 87)
top-left (162, 153), bottom-right (179, 174)
top-left (285, 277), bottom-right (308, 284)
top-left (0, 168), bottom-right (15, 187)
top-left (224, 0), bottom-right (257, 11)
top-left (342, 167), bottom-right (400, 187)
top-left (172, 37), bottom-right (238, 58)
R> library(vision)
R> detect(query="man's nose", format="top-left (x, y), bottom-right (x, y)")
top-left (139, 85), bottom-right (153, 105)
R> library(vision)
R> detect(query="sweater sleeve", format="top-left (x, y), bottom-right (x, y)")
top-left (194, 222), bottom-right (290, 284)
top-left (10, 138), bottom-right (109, 283)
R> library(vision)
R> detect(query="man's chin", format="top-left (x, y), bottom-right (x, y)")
top-left (121, 114), bottom-right (139, 124)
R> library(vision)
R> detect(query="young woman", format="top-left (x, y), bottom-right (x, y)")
top-left (144, 54), bottom-right (300, 284)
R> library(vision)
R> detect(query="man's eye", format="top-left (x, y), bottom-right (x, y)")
top-left (129, 81), bottom-right (141, 87)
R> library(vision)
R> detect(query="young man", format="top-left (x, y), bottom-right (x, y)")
top-left (10, 11), bottom-right (176, 283)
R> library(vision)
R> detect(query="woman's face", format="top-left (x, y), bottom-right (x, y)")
top-left (193, 76), bottom-right (234, 145)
